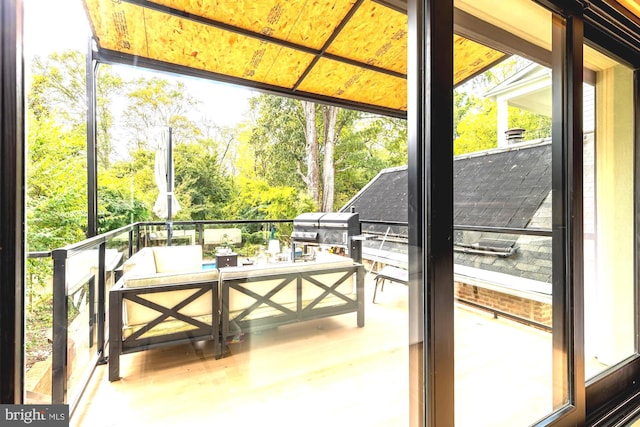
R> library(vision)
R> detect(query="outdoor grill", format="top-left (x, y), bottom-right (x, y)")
top-left (291, 212), bottom-right (361, 261)
top-left (317, 212), bottom-right (361, 246)
top-left (290, 212), bottom-right (325, 242)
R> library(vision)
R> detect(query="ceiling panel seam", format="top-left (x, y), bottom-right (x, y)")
top-left (120, 0), bottom-right (403, 85)
top-left (292, 0), bottom-right (366, 91)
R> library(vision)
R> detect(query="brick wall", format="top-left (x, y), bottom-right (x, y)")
top-left (365, 258), bottom-right (552, 328)
top-left (455, 281), bottom-right (552, 327)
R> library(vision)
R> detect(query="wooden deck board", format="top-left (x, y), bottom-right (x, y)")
top-left (71, 275), bottom-right (562, 427)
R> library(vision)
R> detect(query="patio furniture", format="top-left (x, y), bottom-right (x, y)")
top-left (219, 253), bottom-right (365, 356)
top-left (108, 245), bottom-right (219, 381)
top-left (372, 265), bottom-right (408, 303)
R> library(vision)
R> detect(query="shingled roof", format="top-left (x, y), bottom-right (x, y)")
top-left (340, 141), bottom-right (555, 282)
top-left (340, 165), bottom-right (408, 235)
top-left (454, 143), bottom-right (551, 228)
top-left (341, 141), bottom-right (552, 231)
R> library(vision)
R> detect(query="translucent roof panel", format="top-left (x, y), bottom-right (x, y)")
top-left (454, 36), bottom-right (507, 86)
top-left (327, 1), bottom-right (408, 75)
top-left (149, 0), bottom-right (359, 50)
top-left (83, 0), bottom-right (508, 117)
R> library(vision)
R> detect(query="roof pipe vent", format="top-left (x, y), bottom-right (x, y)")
top-left (505, 128), bottom-right (525, 144)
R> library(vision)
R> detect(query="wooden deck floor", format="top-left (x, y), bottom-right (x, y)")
top-left (71, 275), bottom-right (558, 427)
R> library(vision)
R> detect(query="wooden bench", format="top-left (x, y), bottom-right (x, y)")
top-left (372, 265), bottom-right (408, 303)
top-left (108, 245), bottom-right (220, 381)
top-left (218, 255), bottom-right (365, 356)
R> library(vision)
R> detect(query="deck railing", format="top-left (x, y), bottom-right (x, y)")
top-left (27, 219), bottom-right (294, 414)
top-left (26, 218), bottom-right (552, 416)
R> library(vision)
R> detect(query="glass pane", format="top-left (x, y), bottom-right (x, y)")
top-left (583, 43), bottom-right (635, 379)
top-left (25, 255), bottom-right (54, 404)
top-left (65, 248), bottom-right (100, 403)
top-left (454, 0), bottom-right (559, 424)
top-left (24, 0), bottom-right (414, 423)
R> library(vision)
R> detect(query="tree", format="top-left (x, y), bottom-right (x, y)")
top-left (29, 51), bottom-right (87, 127)
top-left (332, 114), bottom-right (406, 207)
top-left (227, 135), bottom-right (316, 242)
top-left (172, 139), bottom-right (233, 220)
top-left (98, 188), bottom-right (150, 233)
top-left (29, 51), bottom-right (124, 168)
top-left (247, 95), bottom-right (307, 189)
top-left (122, 77), bottom-right (202, 151)
top-left (27, 114), bottom-right (87, 251)
top-left (247, 94), bottom-right (408, 212)
top-left (321, 105), bottom-right (338, 212)
top-left (508, 106), bottom-right (552, 138)
top-left (454, 97), bottom-right (498, 155)
top-left (453, 55), bottom-right (550, 156)
top-left (195, 117), bottom-right (242, 175)
top-left (301, 100), bottom-right (321, 206)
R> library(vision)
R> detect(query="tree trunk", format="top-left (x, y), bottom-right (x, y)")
top-left (322, 105), bottom-right (338, 212)
top-left (301, 101), bottom-right (320, 207)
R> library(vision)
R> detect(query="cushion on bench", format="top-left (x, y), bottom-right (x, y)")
top-left (122, 247), bottom-right (156, 277)
top-left (119, 244), bottom-right (217, 329)
top-left (153, 245), bottom-right (203, 273)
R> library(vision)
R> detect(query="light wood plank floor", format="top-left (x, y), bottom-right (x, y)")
top-left (71, 275), bottom-right (559, 427)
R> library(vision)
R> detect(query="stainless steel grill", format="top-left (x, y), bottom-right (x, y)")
top-left (291, 212), bottom-right (361, 261)
top-left (318, 212), bottom-right (360, 246)
top-left (290, 212), bottom-right (324, 242)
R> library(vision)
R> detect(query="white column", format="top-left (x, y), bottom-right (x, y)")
top-left (496, 98), bottom-right (509, 148)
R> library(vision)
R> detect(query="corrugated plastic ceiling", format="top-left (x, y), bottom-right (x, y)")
top-left (82, 0), bottom-right (508, 117)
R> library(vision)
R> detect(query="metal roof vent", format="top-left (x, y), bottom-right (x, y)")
top-left (505, 128), bottom-right (525, 144)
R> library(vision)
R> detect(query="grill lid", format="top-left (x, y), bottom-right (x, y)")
top-left (319, 212), bottom-right (359, 227)
top-left (290, 231), bottom-right (318, 241)
top-left (293, 212), bottom-right (325, 228)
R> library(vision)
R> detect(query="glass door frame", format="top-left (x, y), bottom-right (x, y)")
top-left (582, 4), bottom-right (640, 424)
top-left (407, 1), bottom-right (454, 426)
top-left (406, 0), bottom-right (639, 425)
top-left (0, 0), bottom-right (26, 405)
top-left (2, 0), bottom-right (640, 425)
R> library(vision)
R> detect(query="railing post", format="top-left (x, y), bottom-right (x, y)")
top-left (97, 242), bottom-right (107, 361)
top-left (198, 223), bottom-right (204, 246)
top-left (135, 224), bottom-right (140, 251)
top-left (128, 228), bottom-right (134, 257)
top-left (51, 249), bottom-right (68, 404)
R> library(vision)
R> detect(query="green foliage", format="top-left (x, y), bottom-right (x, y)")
top-left (453, 56), bottom-right (550, 156)
top-left (247, 95), bottom-right (307, 189)
top-left (122, 77), bottom-right (202, 150)
top-left (100, 149), bottom-right (157, 220)
top-left (453, 97), bottom-right (498, 155)
top-left (332, 116), bottom-right (405, 208)
top-left (508, 106), bottom-right (552, 138)
top-left (246, 94), bottom-right (407, 211)
top-left (227, 176), bottom-right (315, 221)
top-left (453, 97), bottom-right (552, 156)
top-left (27, 114), bottom-right (87, 251)
top-left (30, 51), bottom-right (124, 168)
top-left (173, 139), bottom-right (233, 220)
top-left (102, 138), bottom-right (233, 223)
top-left (454, 91), bottom-right (474, 139)
top-left (98, 187), bottom-right (150, 233)
top-left (29, 51), bottom-right (87, 126)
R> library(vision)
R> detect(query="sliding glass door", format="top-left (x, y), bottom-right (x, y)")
top-left (447, 1), bottom-right (584, 424)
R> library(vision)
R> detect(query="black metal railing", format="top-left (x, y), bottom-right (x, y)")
top-left (27, 218), bottom-right (553, 416)
top-left (27, 218), bottom-right (298, 414)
